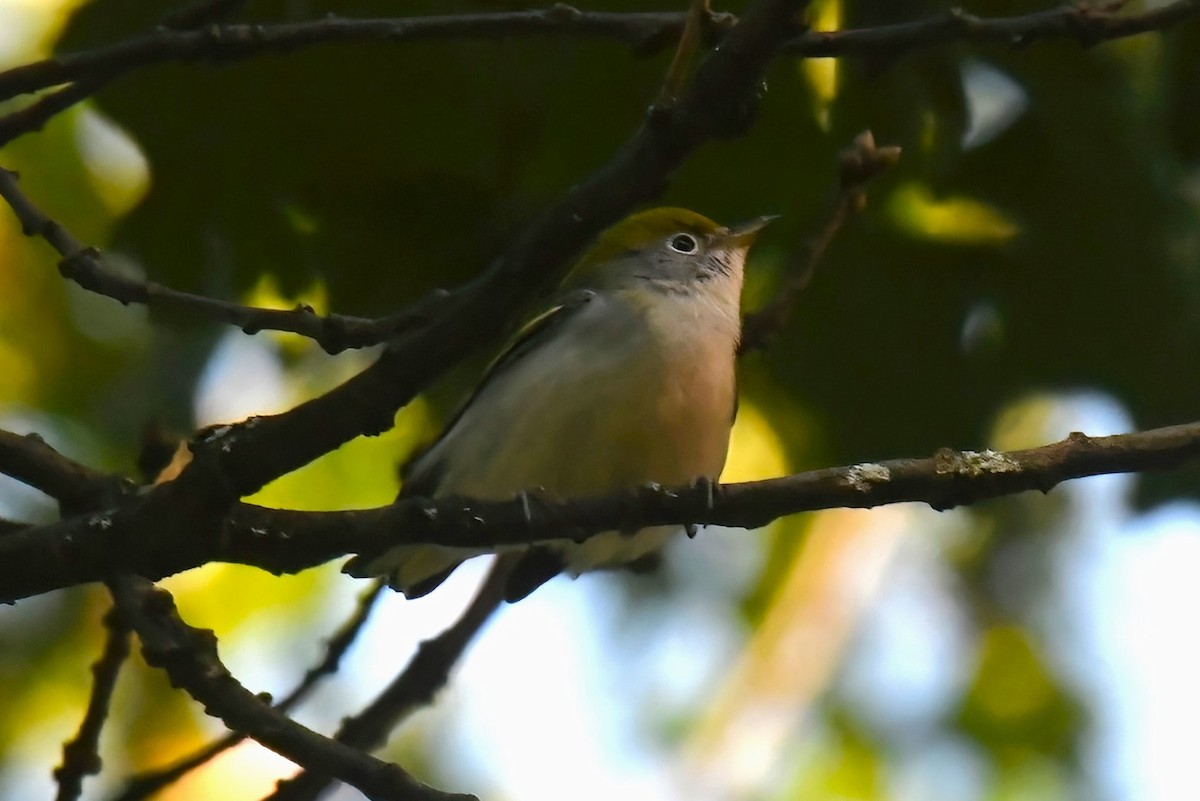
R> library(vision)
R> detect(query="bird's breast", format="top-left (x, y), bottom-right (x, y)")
top-left (426, 291), bottom-right (740, 500)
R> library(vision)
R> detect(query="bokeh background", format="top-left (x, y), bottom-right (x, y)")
top-left (2, 0), bottom-right (1200, 799)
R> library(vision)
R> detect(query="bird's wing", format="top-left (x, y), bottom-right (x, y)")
top-left (399, 289), bottom-right (598, 497)
top-left (345, 291), bottom-right (599, 594)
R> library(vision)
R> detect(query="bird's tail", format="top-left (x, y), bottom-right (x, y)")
top-left (342, 544), bottom-right (481, 599)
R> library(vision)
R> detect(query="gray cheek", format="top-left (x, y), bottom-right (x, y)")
top-left (695, 253), bottom-right (732, 280)
top-left (652, 251), bottom-right (694, 281)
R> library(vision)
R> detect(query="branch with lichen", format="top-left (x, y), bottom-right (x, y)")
top-left (3, 420), bottom-right (1199, 604)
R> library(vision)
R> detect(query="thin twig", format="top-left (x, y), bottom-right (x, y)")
top-left (0, 167), bottom-right (446, 353)
top-left (54, 605), bottom-right (132, 801)
top-left (0, 78), bottom-right (109, 148)
top-left (268, 559), bottom-right (514, 801)
top-left (739, 130), bottom-right (900, 354)
top-left (789, 0), bottom-right (1200, 58)
top-left (108, 580), bottom-right (388, 801)
top-left (108, 575), bottom-right (472, 801)
top-left (0, 0), bottom-right (243, 150)
top-left (658, 0), bottom-right (712, 105)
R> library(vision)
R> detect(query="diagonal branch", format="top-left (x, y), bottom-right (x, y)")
top-left (108, 575), bottom-right (472, 801)
top-left (130, 0), bottom-right (812, 542)
top-left (4, 419), bottom-right (1200, 603)
top-left (2, 0), bottom-right (813, 533)
top-left (267, 559), bottom-right (513, 801)
top-left (108, 580), bottom-right (388, 801)
top-left (53, 605), bottom-right (132, 801)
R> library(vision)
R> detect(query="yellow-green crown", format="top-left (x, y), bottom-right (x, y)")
top-left (566, 207), bottom-right (720, 284)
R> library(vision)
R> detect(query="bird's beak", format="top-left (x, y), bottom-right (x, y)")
top-left (719, 214), bottom-right (779, 248)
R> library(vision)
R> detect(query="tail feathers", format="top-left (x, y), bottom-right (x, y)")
top-left (505, 548), bottom-right (565, 603)
top-left (347, 528), bottom-right (675, 602)
top-left (342, 544), bottom-right (474, 599)
top-left (403, 563), bottom-right (460, 599)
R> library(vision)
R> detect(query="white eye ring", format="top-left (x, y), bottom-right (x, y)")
top-left (667, 232), bottom-right (699, 254)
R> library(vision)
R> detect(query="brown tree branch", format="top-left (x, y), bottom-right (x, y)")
top-left (2, 1), bottom-right (1196, 104)
top-left (0, 128), bottom-right (891, 362)
top-left (0, 429), bottom-right (131, 514)
top-left (53, 605), bottom-right (132, 801)
top-left (4, 420), bottom-right (1199, 604)
top-left (0, 124), bottom-right (890, 356)
top-left (267, 559), bottom-right (513, 801)
top-left (108, 575), bottom-right (472, 801)
top-left (108, 580), bottom-right (388, 801)
top-left (0, 8), bottom-right (735, 103)
top-left (213, 421), bottom-right (1200, 563)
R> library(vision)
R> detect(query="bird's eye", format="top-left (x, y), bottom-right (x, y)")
top-left (667, 233), bottom-right (699, 254)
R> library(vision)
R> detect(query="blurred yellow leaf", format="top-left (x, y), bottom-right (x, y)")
top-left (247, 394), bottom-right (436, 512)
top-left (972, 626), bottom-right (1054, 723)
top-left (723, 399), bottom-right (790, 483)
top-left (888, 182), bottom-right (1019, 244)
top-left (801, 0), bottom-right (840, 130)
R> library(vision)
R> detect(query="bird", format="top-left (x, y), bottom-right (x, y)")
top-left (343, 207), bottom-right (772, 602)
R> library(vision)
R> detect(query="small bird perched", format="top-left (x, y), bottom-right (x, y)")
top-left (344, 207), bottom-right (772, 602)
